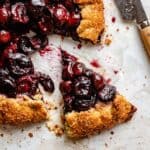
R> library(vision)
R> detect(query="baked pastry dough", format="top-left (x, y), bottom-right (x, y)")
top-left (74, 0), bottom-right (105, 43)
top-left (0, 95), bottom-right (48, 125)
top-left (65, 95), bottom-right (136, 138)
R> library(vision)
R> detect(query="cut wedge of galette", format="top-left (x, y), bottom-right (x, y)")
top-left (60, 51), bottom-right (137, 138)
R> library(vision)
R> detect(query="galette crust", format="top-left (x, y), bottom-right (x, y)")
top-left (65, 94), bottom-right (136, 138)
top-left (74, 0), bottom-right (105, 43)
top-left (0, 95), bottom-right (48, 126)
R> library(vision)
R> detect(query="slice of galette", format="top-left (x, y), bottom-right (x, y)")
top-left (0, 36), bottom-right (55, 126)
top-left (60, 51), bottom-right (137, 138)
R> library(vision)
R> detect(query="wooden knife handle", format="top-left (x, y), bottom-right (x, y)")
top-left (140, 26), bottom-right (150, 57)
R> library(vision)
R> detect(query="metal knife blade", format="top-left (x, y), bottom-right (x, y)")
top-left (134, 0), bottom-right (148, 25)
top-left (115, 0), bottom-right (149, 27)
top-left (115, 0), bottom-right (136, 21)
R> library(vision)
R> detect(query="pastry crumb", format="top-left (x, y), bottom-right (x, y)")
top-left (0, 133), bottom-right (4, 137)
top-left (28, 132), bottom-right (33, 138)
top-left (46, 123), bottom-right (64, 137)
top-left (105, 143), bottom-right (108, 147)
top-left (110, 131), bottom-right (114, 135)
top-left (104, 38), bottom-right (112, 46)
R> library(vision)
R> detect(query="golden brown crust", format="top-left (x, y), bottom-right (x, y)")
top-left (0, 95), bottom-right (48, 126)
top-left (65, 95), bottom-right (136, 138)
top-left (74, 0), bottom-right (105, 43)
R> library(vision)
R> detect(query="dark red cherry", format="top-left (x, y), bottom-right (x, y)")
top-left (0, 68), bottom-right (9, 77)
top-left (60, 80), bottom-right (72, 95)
top-left (0, 30), bottom-right (11, 44)
top-left (39, 73), bottom-right (54, 93)
top-left (0, 5), bottom-right (10, 25)
top-left (2, 43), bottom-right (18, 58)
top-left (27, 5), bottom-right (43, 21)
top-left (11, 2), bottom-right (29, 24)
top-left (92, 73), bottom-right (105, 90)
top-left (73, 76), bottom-right (92, 99)
top-left (62, 50), bottom-right (77, 65)
top-left (18, 36), bottom-right (34, 54)
top-left (98, 85), bottom-right (116, 102)
top-left (0, 76), bottom-right (16, 97)
top-left (30, 35), bottom-right (48, 50)
top-left (84, 69), bottom-right (93, 77)
top-left (64, 95), bottom-right (75, 112)
top-left (73, 95), bottom-right (96, 111)
top-left (7, 53), bottom-right (34, 78)
top-left (63, 0), bottom-right (74, 10)
top-left (17, 74), bottom-right (38, 95)
top-left (52, 4), bottom-right (70, 27)
top-left (72, 62), bottom-right (85, 76)
top-left (68, 12), bottom-right (80, 27)
top-left (62, 63), bottom-right (74, 80)
top-left (37, 18), bottom-right (53, 34)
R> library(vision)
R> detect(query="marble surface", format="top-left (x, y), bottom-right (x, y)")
top-left (0, 0), bottom-right (150, 149)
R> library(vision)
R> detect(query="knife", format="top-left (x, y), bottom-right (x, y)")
top-left (115, 0), bottom-right (150, 57)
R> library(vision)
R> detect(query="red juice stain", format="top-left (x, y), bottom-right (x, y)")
top-left (39, 47), bottom-right (52, 56)
top-left (90, 59), bottom-right (101, 68)
top-left (112, 17), bottom-right (116, 23)
top-left (77, 43), bottom-right (82, 49)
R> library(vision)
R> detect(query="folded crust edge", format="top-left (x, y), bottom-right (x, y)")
top-left (65, 94), bottom-right (137, 139)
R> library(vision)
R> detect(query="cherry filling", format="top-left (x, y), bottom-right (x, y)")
top-left (0, 0), bottom-right (81, 97)
top-left (60, 51), bottom-right (117, 112)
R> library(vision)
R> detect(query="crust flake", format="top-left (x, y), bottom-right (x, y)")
top-left (0, 95), bottom-right (48, 126)
top-left (74, 0), bottom-right (105, 43)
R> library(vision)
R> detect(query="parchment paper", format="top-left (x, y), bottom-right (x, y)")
top-left (0, 0), bottom-right (150, 149)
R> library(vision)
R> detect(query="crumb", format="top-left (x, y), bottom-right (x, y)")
top-left (126, 26), bottom-right (129, 30)
top-left (21, 128), bottom-right (24, 132)
top-left (104, 38), bottom-right (112, 46)
top-left (110, 137), bottom-right (112, 140)
top-left (28, 132), bottom-right (33, 138)
top-left (36, 126), bottom-right (41, 130)
top-left (46, 123), bottom-right (64, 137)
top-left (45, 101), bottom-right (55, 110)
top-left (105, 143), bottom-right (108, 147)
top-left (73, 141), bottom-right (77, 144)
top-left (145, 75), bottom-right (147, 79)
top-left (0, 133), bottom-right (4, 137)
top-left (54, 106), bottom-right (58, 110)
top-left (110, 131), bottom-right (114, 135)
top-left (113, 70), bottom-right (118, 74)
top-left (116, 28), bottom-right (119, 32)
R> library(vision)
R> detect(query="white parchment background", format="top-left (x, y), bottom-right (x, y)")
top-left (0, 0), bottom-right (150, 149)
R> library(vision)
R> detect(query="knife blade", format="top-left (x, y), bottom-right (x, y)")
top-left (134, 0), bottom-right (149, 28)
top-left (115, 0), bottom-right (149, 28)
top-left (115, 0), bottom-right (136, 21)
